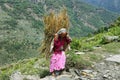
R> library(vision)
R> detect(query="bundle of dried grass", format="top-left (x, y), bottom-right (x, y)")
top-left (39, 8), bottom-right (70, 58)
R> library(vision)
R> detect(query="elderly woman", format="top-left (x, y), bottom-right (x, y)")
top-left (50, 28), bottom-right (72, 76)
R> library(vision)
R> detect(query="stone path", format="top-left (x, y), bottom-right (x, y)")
top-left (94, 55), bottom-right (120, 80)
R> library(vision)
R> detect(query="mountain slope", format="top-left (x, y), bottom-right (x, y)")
top-left (0, 0), bottom-right (119, 66)
top-left (0, 0), bottom-right (43, 66)
top-left (71, 17), bottom-right (120, 51)
top-left (0, 16), bottom-right (120, 80)
top-left (35, 0), bottom-right (118, 37)
top-left (81, 0), bottom-right (120, 13)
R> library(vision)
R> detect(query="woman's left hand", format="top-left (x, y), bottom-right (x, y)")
top-left (66, 35), bottom-right (72, 41)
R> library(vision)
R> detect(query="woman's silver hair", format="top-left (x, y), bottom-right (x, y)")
top-left (57, 28), bottom-right (67, 35)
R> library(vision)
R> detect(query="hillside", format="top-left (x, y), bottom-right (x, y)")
top-left (81, 0), bottom-right (120, 13)
top-left (0, 16), bottom-right (120, 80)
top-left (35, 0), bottom-right (118, 37)
top-left (71, 17), bottom-right (120, 51)
top-left (0, 0), bottom-right (119, 66)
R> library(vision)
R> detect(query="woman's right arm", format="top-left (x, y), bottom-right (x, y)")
top-left (54, 34), bottom-right (60, 47)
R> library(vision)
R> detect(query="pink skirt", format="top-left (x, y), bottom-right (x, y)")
top-left (50, 51), bottom-right (66, 72)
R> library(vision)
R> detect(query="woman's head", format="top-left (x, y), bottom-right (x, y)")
top-left (57, 28), bottom-right (67, 38)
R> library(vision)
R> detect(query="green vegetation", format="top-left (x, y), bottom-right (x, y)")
top-left (66, 50), bottom-right (102, 69)
top-left (0, 0), bottom-right (43, 66)
top-left (81, 0), bottom-right (120, 13)
top-left (0, 56), bottom-right (49, 80)
top-left (0, 0), bottom-right (120, 79)
top-left (0, 0), bottom-right (119, 66)
top-left (71, 18), bottom-right (120, 51)
top-left (66, 17), bottom-right (120, 70)
top-left (0, 50), bottom-right (103, 80)
top-left (0, 16), bottom-right (120, 80)
top-left (103, 42), bottom-right (120, 54)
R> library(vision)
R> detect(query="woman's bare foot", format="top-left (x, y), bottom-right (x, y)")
top-left (52, 72), bottom-right (56, 77)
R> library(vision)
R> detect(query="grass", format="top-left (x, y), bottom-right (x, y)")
top-left (103, 42), bottom-right (120, 54)
top-left (71, 26), bottom-right (120, 51)
top-left (0, 41), bottom-right (119, 80)
top-left (66, 50), bottom-right (103, 69)
top-left (0, 0), bottom-right (119, 67)
top-left (0, 7), bottom-right (120, 79)
top-left (67, 41), bottom-right (120, 70)
top-left (0, 56), bottom-right (49, 80)
top-left (68, 20), bottom-right (120, 69)
top-left (0, 49), bottom-right (103, 80)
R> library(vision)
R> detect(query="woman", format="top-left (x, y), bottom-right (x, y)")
top-left (50, 28), bottom-right (72, 76)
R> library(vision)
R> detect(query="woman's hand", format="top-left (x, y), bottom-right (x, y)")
top-left (66, 34), bottom-right (72, 41)
top-left (54, 34), bottom-right (58, 40)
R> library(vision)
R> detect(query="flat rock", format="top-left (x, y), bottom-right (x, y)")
top-left (81, 70), bottom-right (93, 73)
top-left (93, 46), bottom-right (102, 49)
top-left (24, 75), bottom-right (40, 80)
top-left (57, 76), bottom-right (72, 80)
top-left (106, 55), bottom-right (120, 63)
top-left (40, 74), bottom-right (72, 80)
top-left (39, 76), bottom-right (55, 80)
top-left (75, 52), bottom-right (85, 55)
top-left (57, 74), bottom-right (73, 80)
top-left (10, 71), bottom-right (23, 80)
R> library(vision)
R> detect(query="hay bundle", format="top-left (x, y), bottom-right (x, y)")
top-left (40, 8), bottom-right (70, 57)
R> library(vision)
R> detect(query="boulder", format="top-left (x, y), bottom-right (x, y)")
top-left (75, 52), bottom-right (85, 55)
top-left (10, 71), bottom-right (23, 80)
top-left (102, 36), bottom-right (119, 43)
top-left (105, 55), bottom-right (120, 63)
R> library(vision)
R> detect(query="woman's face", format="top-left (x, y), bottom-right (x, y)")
top-left (60, 32), bottom-right (67, 38)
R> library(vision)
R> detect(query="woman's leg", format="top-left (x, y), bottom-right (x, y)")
top-left (51, 70), bottom-right (59, 77)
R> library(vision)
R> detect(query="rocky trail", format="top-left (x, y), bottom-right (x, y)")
top-left (9, 41), bottom-right (120, 80)
top-left (39, 55), bottom-right (120, 80)
top-left (10, 53), bottom-right (120, 80)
